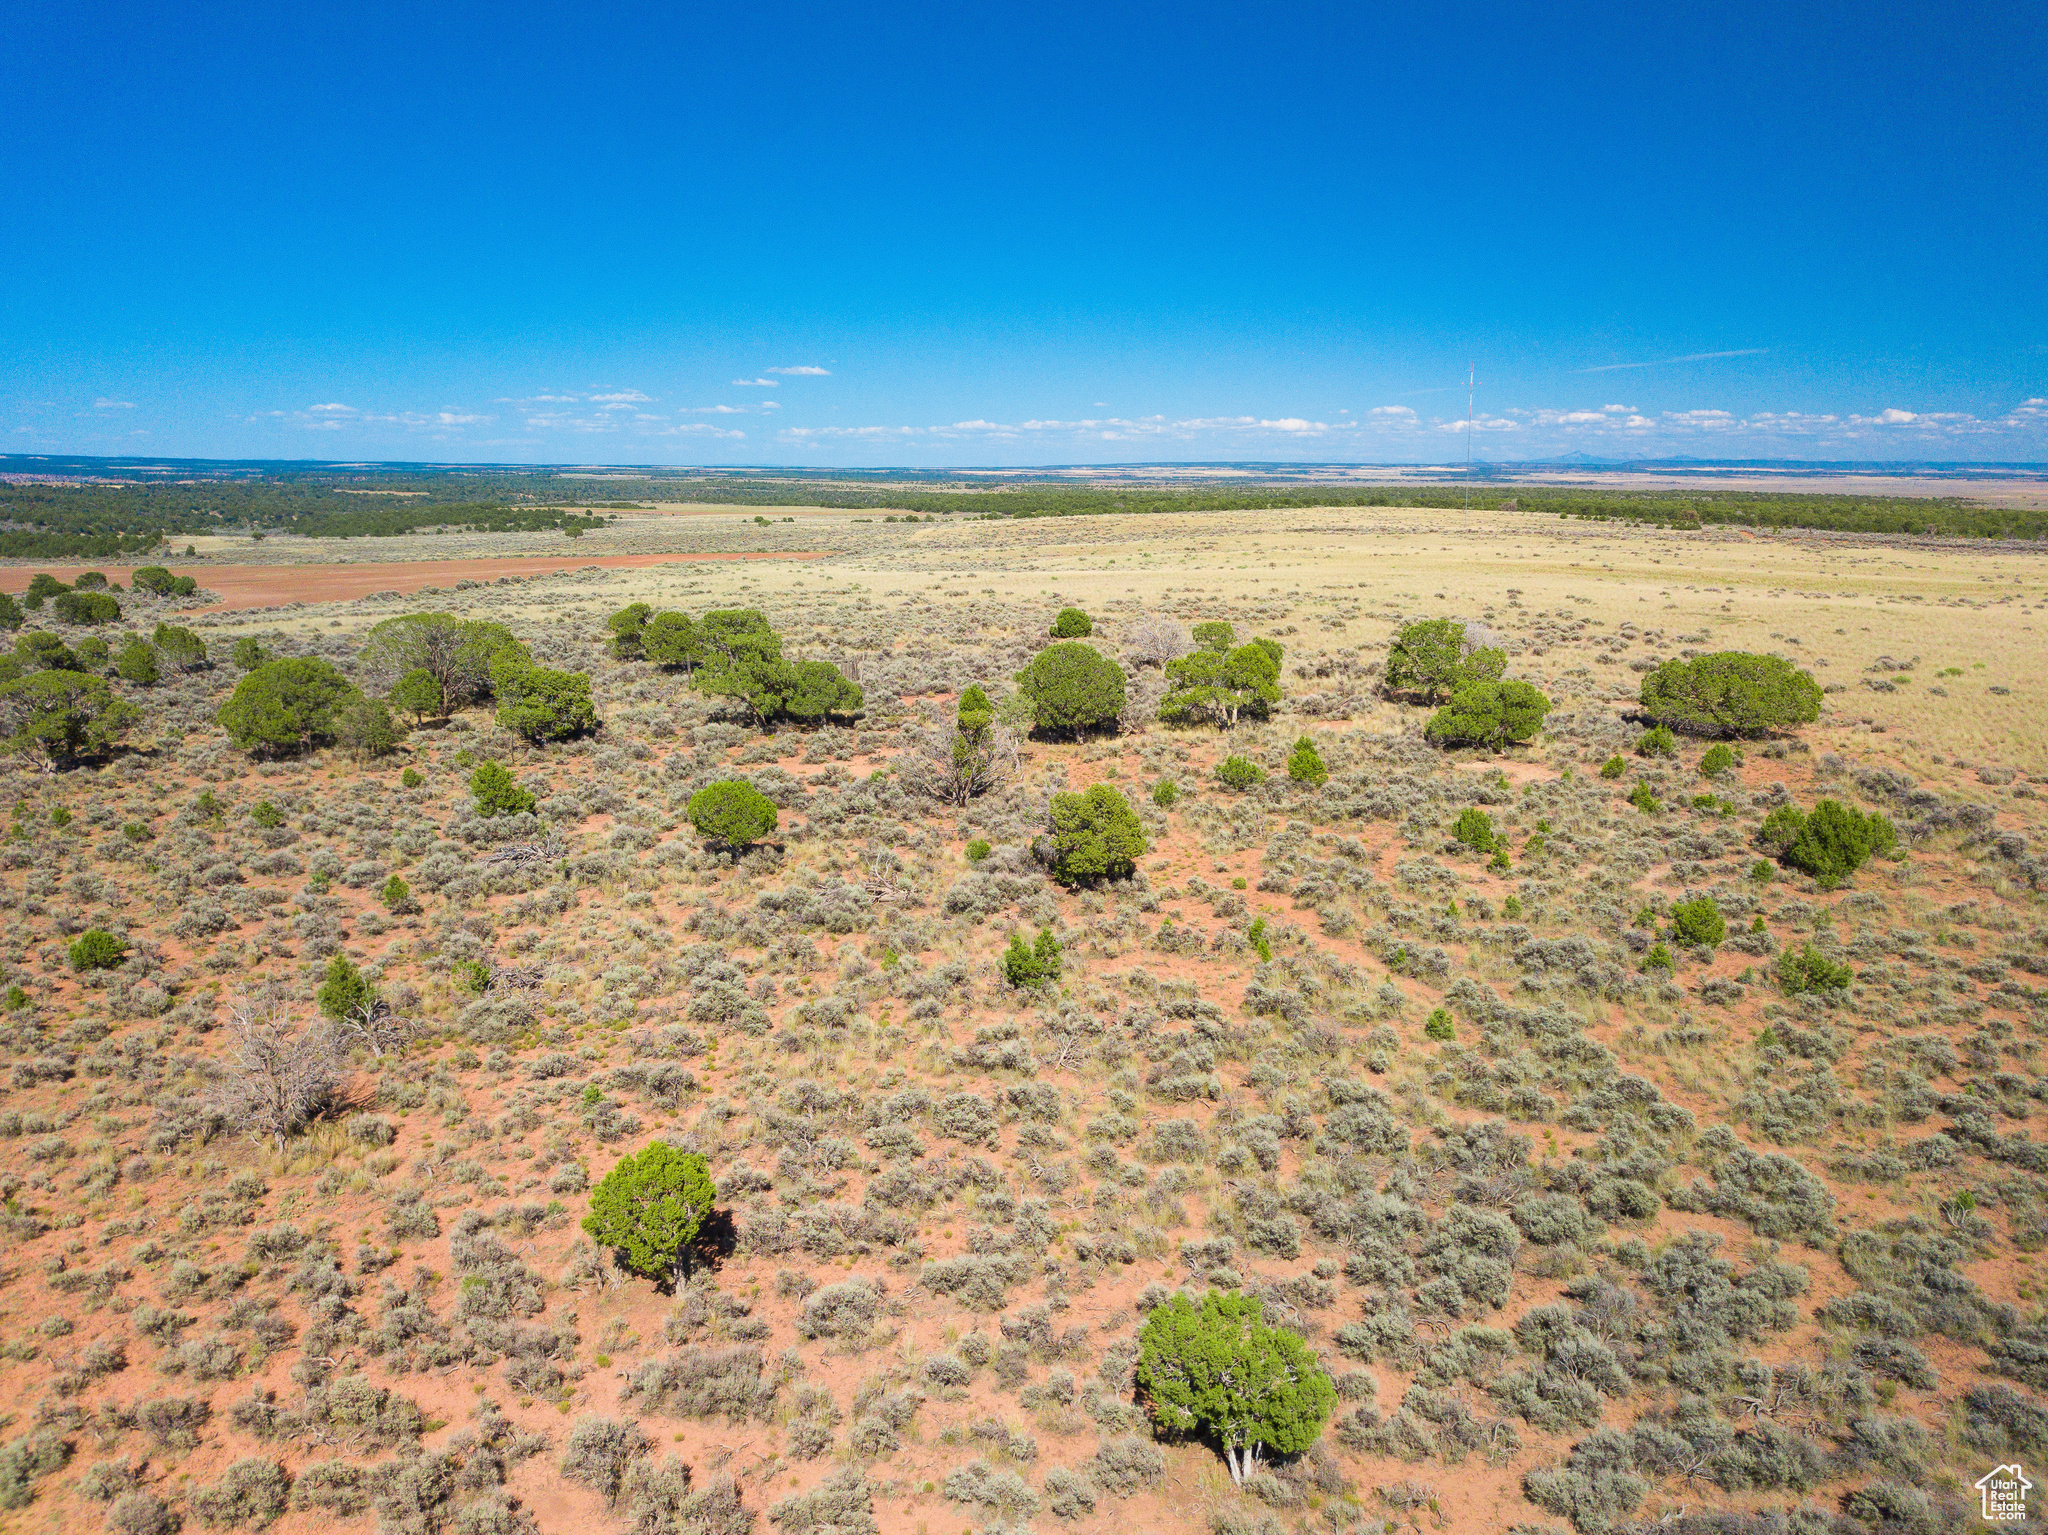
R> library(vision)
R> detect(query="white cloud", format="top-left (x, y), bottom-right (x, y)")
top-left (766, 365), bottom-right (830, 376)
top-left (732, 377), bottom-right (779, 387)
top-left (642, 422), bottom-right (746, 439)
top-left (93, 398), bottom-right (135, 410)
top-left (588, 390), bottom-right (652, 404)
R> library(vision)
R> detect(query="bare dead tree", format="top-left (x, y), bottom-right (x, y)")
top-left (897, 721), bottom-right (1018, 806)
top-left (479, 834), bottom-right (567, 868)
top-left (211, 998), bottom-right (346, 1152)
top-left (330, 994), bottom-right (419, 1057)
top-left (1123, 614), bottom-right (1192, 669)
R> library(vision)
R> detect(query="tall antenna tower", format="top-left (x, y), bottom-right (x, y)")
top-left (1464, 361), bottom-right (1476, 510)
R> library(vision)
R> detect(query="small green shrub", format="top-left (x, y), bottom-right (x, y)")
top-left (1635, 725), bottom-right (1677, 757)
top-left (470, 760), bottom-right (536, 818)
top-left (388, 668), bottom-right (443, 723)
top-left (1758, 799), bottom-right (1896, 887)
top-left (1287, 735), bottom-right (1328, 785)
top-left (115, 638), bottom-right (160, 685)
top-left (400, 767), bottom-right (423, 789)
top-left (334, 697), bottom-right (403, 761)
top-left (1644, 942), bottom-right (1673, 971)
top-left (1049, 607), bottom-right (1093, 638)
top-left (1425, 1008), bottom-right (1455, 1041)
top-left (1778, 943), bottom-right (1853, 995)
top-left (493, 661), bottom-right (598, 742)
top-left (1215, 755), bottom-right (1266, 791)
top-left (965, 838), bottom-right (992, 863)
top-left (151, 623), bottom-right (206, 670)
top-left (1699, 743), bottom-right (1736, 777)
top-left (23, 574), bottom-right (67, 609)
top-left (1002, 928), bottom-right (1063, 988)
top-left (316, 954), bottom-right (374, 1021)
top-left (1453, 807), bottom-right (1497, 853)
top-left (687, 780), bottom-right (779, 849)
top-left (379, 875), bottom-right (413, 912)
top-left (1669, 897), bottom-right (1726, 947)
top-left (1628, 782), bottom-right (1660, 814)
top-left (1599, 754), bottom-right (1625, 778)
top-left (1424, 679), bottom-right (1551, 748)
top-left (230, 637), bottom-right (271, 671)
top-left (1191, 621), bottom-right (1236, 653)
top-left (132, 566), bottom-right (198, 598)
top-left (53, 590), bottom-right (121, 625)
top-left (69, 929), bottom-right (127, 972)
top-left (1152, 779), bottom-right (1180, 808)
top-left (1045, 784), bottom-right (1146, 884)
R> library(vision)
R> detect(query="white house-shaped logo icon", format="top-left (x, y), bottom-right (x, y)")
top-left (1978, 1464), bottom-right (2032, 1521)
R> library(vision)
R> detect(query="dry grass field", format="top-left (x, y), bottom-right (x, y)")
top-left (1, 502), bottom-right (2045, 1535)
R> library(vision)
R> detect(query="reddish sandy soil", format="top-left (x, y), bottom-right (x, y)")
top-left (0, 551), bottom-right (826, 614)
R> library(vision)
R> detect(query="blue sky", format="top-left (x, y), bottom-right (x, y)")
top-left (3, 0), bottom-right (2043, 467)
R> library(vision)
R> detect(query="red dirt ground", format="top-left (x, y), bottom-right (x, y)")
top-left (0, 551), bottom-right (827, 614)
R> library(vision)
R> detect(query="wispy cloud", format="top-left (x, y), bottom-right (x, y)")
top-left (732, 377), bottom-right (779, 388)
top-left (588, 390), bottom-right (652, 404)
top-left (1574, 348), bottom-right (1768, 373)
top-left (92, 398), bottom-right (135, 410)
top-left (765, 365), bottom-right (830, 376)
top-left (253, 402), bottom-right (498, 435)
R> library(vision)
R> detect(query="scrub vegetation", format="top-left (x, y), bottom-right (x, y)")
top-left (0, 485), bottom-right (2043, 1535)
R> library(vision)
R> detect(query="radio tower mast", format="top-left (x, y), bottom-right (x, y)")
top-left (1463, 362), bottom-right (1476, 510)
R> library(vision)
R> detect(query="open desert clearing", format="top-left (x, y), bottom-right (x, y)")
top-left (2, 503), bottom-right (2048, 1535)
top-left (0, 552), bottom-right (830, 615)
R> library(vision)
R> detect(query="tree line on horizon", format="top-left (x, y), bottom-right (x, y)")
top-left (1, 468), bottom-right (2042, 556)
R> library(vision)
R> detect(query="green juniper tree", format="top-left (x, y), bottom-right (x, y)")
top-left (582, 1144), bottom-right (717, 1288)
top-left (1136, 1291), bottom-right (1335, 1487)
